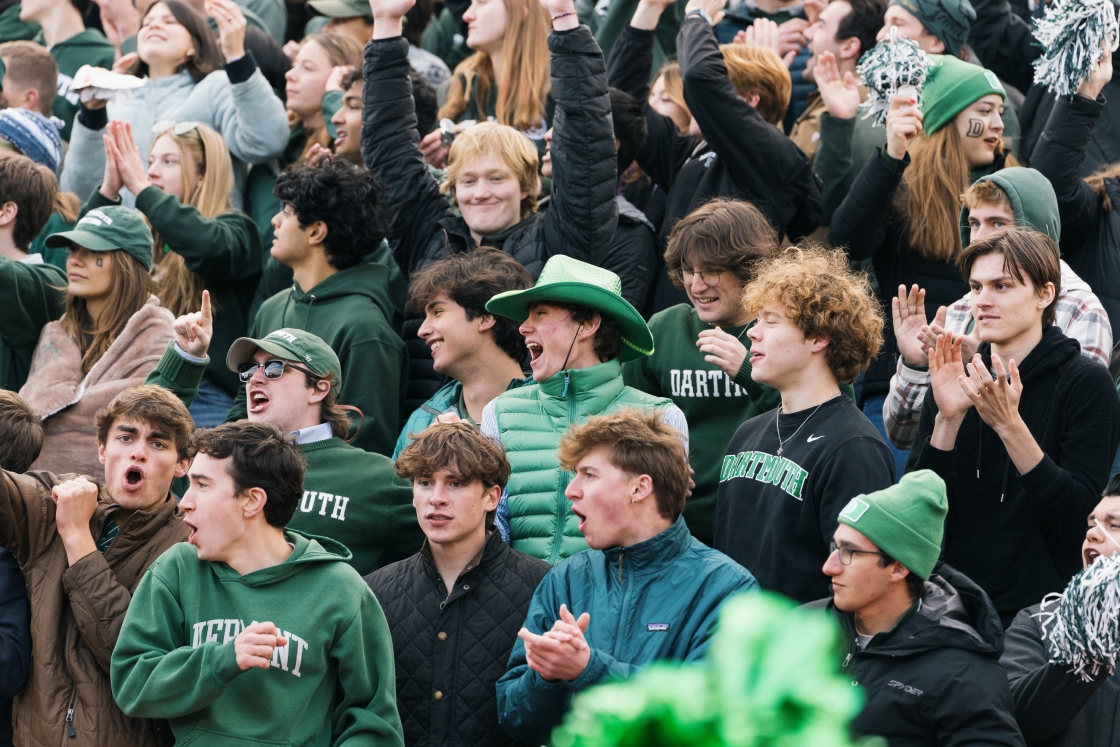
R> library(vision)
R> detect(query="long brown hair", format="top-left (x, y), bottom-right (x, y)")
top-left (438, 0), bottom-right (551, 133)
top-left (60, 251), bottom-right (152, 375)
top-left (1085, 161), bottom-right (1120, 211)
top-left (150, 123), bottom-right (235, 317)
top-left (894, 126), bottom-right (1017, 263)
top-left (289, 33), bottom-right (363, 161)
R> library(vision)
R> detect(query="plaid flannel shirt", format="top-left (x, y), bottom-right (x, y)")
top-left (883, 260), bottom-right (1113, 450)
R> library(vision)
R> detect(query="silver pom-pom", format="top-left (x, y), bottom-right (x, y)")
top-left (1035, 553), bottom-right (1120, 683)
top-left (1033, 0), bottom-right (1119, 97)
top-left (856, 26), bottom-right (930, 127)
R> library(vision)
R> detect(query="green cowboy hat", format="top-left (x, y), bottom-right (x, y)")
top-left (485, 255), bottom-right (655, 362)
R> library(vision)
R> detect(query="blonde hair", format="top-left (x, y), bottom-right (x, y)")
top-left (150, 123), bottom-right (235, 317)
top-left (652, 62), bottom-right (690, 133)
top-left (60, 251), bottom-right (153, 375)
top-left (438, 0), bottom-right (551, 133)
top-left (720, 44), bottom-right (792, 127)
top-left (441, 122), bottom-right (541, 219)
top-left (289, 33), bottom-right (363, 161)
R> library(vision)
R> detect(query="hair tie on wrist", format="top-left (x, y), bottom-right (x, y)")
top-left (551, 10), bottom-right (577, 20)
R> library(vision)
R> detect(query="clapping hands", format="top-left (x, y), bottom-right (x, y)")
top-left (518, 604), bottom-right (592, 682)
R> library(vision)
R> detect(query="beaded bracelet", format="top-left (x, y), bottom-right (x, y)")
top-left (551, 10), bottom-right (577, 20)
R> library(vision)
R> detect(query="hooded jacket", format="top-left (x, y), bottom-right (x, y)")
top-left (955, 167), bottom-right (1062, 248)
top-left (496, 516), bottom-right (759, 744)
top-left (229, 263), bottom-right (409, 457)
top-left (20, 295), bottom-right (175, 480)
top-left (1029, 93), bottom-right (1120, 327)
top-left (1000, 599), bottom-right (1120, 747)
top-left (0, 468), bottom-right (190, 747)
top-left (608, 19), bottom-right (822, 245)
top-left (907, 327), bottom-right (1120, 626)
top-left (111, 531), bottom-right (405, 747)
top-left (0, 547), bottom-right (30, 747)
top-left (365, 531), bottom-right (552, 747)
top-left (810, 564), bottom-right (1025, 747)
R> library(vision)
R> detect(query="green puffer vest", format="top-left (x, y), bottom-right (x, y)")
top-left (494, 359), bottom-right (673, 564)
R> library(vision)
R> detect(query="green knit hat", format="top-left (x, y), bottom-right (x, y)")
top-left (890, 0), bottom-right (976, 57)
top-left (485, 255), bottom-right (655, 362)
top-left (44, 206), bottom-right (154, 270)
top-left (920, 55), bottom-right (1005, 136)
top-left (837, 470), bottom-right (948, 580)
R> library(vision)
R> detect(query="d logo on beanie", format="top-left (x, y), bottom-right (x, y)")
top-left (839, 497), bottom-right (871, 523)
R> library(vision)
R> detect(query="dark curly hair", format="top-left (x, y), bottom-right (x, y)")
top-left (273, 156), bottom-right (391, 271)
top-left (408, 247), bottom-right (533, 362)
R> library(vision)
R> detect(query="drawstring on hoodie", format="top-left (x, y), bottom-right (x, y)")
top-left (559, 322), bottom-right (584, 399)
top-left (304, 295), bottom-right (317, 328)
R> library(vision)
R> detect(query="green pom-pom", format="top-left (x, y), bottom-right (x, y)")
top-left (1032, 0), bottom-right (1119, 96)
top-left (856, 26), bottom-right (930, 127)
top-left (1036, 552), bottom-right (1120, 682)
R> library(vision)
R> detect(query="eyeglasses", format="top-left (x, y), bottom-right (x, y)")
top-left (152, 120), bottom-right (202, 137)
top-left (830, 541), bottom-right (887, 565)
top-left (680, 267), bottom-right (724, 286)
top-left (237, 359), bottom-right (321, 383)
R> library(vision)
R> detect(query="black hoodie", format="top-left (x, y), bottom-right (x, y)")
top-left (810, 564), bottom-right (1024, 747)
top-left (907, 327), bottom-right (1120, 626)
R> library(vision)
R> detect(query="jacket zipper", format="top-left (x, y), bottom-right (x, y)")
top-left (548, 372), bottom-right (575, 565)
top-left (64, 686), bottom-right (78, 740)
top-left (617, 552), bottom-right (624, 583)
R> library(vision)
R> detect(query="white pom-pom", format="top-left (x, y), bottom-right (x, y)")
top-left (1035, 553), bottom-right (1120, 682)
top-left (1032, 0), bottom-right (1120, 96)
top-left (856, 26), bottom-right (930, 127)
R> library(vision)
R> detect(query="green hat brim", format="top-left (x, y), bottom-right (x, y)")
top-left (486, 282), bottom-right (654, 362)
top-left (307, 0), bottom-right (371, 18)
top-left (226, 337), bottom-right (305, 373)
top-left (44, 229), bottom-right (121, 253)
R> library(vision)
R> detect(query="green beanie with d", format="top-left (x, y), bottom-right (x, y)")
top-left (920, 55), bottom-right (1005, 136)
top-left (837, 470), bottom-right (948, 580)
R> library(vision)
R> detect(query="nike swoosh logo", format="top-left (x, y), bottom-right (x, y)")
top-left (806, 435), bottom-right (825, 442)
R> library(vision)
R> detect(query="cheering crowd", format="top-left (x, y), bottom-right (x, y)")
top-left (0, 0), bottom-right (1118, 741)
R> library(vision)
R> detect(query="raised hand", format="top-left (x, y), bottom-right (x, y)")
top-left (209, 0), bottom-right (247, 63)
top-left (518, 604), bottom-right (592, 681)
top-left (52, 477), bottom-right (100, 565)
top-left (802, 0), bottom-right (826, 23)
top-left (684, 0), bottom-right (726, 25)
top-left (93, 0), bottom-right (140, 52)
top-left (235, 622), bottom-right (288, 671)
top-left (777, 18), bottom-right (807, 56)
top-left (929, 333), bottom-right (973, 422)
top-left (892, 284), bottom-right (928, 367)
top-left (419, 129), bottom-right (450, 168)
top-left (325, 65), bottom-right (354, 93)
top-left (918, 306), bottom-right (980, 361)
top-left (696, 327), bottom-right (748, 378)
top-left (369, 0), bottom-right (416, 37)
top-left (960, 353), bottom-right (1023, 435)
top-left (742, 17), bottom-right (782, 59)
top-left (173, 290), bottom-right (213, 359)
top-left (885, 92), bottom-right (923, 160)
top-left (99, 130), bottom-right (124, 200)
top-left (631, 0), bottom-right (678, 30)
top-left (814, 50), bottom-right (861, 119)
top-left (107, 120), bottom-right (151, 195)
top-left (1078, 43), bottom-right (1113, 101)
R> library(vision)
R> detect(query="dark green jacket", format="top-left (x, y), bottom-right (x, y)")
top-left (231, 264), bottom-right (409, 457)
top-left (0, 2), bottom-right (37, 43)
top-left (0, 255), bottom-right (65, 391)
top-left (421, 8), bottom-right (471, 71)
top-left (46, 28), bottom-right (115, 141)
top-left (81, 187), bottom-right (262, 396)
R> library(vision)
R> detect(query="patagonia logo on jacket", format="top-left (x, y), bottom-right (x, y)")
top-left (300, 491), bottom-right (350, 521)
top-left (720, 451), bottom-right (808, 500)
top-left (647, 623), bottom-right (670, 632)
top-left (191, 618), bottom-right (311, 677)
top-left (670, 369), bottom-right (748, 398)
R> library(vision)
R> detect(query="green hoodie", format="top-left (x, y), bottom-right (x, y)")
top-left (229, 263), bottom-right (408, 457)
top-left (0, 255), bottom-right (66, 391)
top-left (956, 166), bottom-right (1062, 247)
top-left (111, 530), bottom-right (405, 746)
top-left (44, 28), bottom-right (115, 141)
top-left (0, 4), bottom-right (38, 42)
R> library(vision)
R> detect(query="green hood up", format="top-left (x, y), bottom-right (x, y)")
top-left (958, 167), bottom-right (1061, 249)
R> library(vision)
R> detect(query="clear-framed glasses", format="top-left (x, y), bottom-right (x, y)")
top-left (680, 267), bottom-right (724, 286)
top-left (830, 541), bottom-right (887, 565)
top-left (152, 120), bottom-right (203, 137)
top-left (237, 359), bottom-right (321, 383)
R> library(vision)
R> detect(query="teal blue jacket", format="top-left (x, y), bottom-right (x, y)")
top-left (392, 376), bottom-right (529, 459)
top-left (495, 516), bottom-right (757, 743)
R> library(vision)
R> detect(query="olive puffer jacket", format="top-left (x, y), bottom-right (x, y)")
top-left (0, 469), bottom-right (190, 747)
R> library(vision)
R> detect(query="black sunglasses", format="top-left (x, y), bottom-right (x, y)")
top-left (237, 359), bottom-right (321, 383)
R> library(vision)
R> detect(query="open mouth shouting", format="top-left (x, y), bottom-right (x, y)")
top-left (248, 388), bottom-right (270, 414)
top-left (1085, 547), bottom-right (1102, 566)
top-left (185, 519), bottom-right (198, 545)
top-left (122, 465), bottom-right (146, 492)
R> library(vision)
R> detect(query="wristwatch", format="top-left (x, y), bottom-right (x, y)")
top-left (688, 7), bottom-right (713, 24)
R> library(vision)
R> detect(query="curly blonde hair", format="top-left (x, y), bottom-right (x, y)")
top-left (741, 245), bottom-right (884, 383)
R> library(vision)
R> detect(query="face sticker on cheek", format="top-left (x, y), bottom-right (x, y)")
top-left (95, 258), bottom-right (103, 267)
top-left (966, 119), bottom-right (985, 138)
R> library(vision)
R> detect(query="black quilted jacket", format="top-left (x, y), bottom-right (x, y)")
top-left (365, 532), bottom-right (552, 747)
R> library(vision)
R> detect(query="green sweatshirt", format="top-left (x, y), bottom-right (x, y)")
top-left (110, 531), bottom-right (405, 747)
top-left (622, 304), bottom-right (857, 545)
top-left (0, 4), bottom-right (38, 42)
top-left (231, 264), bottom-right (409, 457)
top-left (0, 255), bottom-right (66, 391)
top-left (31, 212), bottom-right (75, 268)
top-left (45, 28), bottom-right (115, 141)
top-left (81, 187), bottom-right (263, 396)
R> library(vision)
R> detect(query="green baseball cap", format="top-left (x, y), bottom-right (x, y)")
top-left (226, 328), bottom-right (343, 390)
top-left (44, 206), bottom-right (153, 270)
top-left (307, 0), bottom-right (371, 19)
top-left (837, 470), bottom-right (948, 580)
top-left (485, 255), bottom-right (655, 362)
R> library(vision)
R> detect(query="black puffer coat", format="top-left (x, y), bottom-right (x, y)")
top-left (608, 17), bottom-right (822, 245)
top-left (365, 532), bottom-right (551, 747)
top-left (810, 564), bottom-right (1025, 747)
